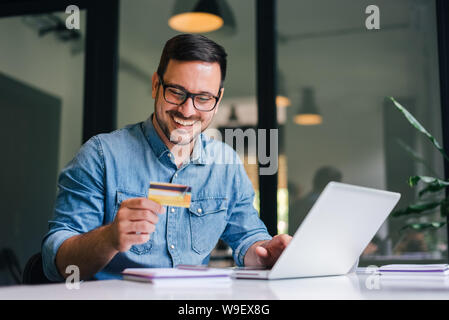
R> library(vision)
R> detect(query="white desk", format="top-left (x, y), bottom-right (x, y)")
top-left (0, 270), bottom-right (448, 300)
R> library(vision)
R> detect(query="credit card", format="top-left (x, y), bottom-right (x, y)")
top-left (148, 182), bottom-right (192, 208)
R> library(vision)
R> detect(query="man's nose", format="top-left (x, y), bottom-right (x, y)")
top-left (177, 96), bottom-right (197, 118)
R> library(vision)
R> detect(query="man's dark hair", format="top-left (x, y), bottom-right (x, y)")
top-left (157, 34), bottom-right (227, 87)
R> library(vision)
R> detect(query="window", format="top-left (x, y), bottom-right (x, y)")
top-left (278, 0), bottom-right (447, 264)
top-left (0, 10), bottom-right (86, 270)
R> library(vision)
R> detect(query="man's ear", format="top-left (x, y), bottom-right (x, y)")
top-left (151, 72), bottom-right (159, 99)
top-left (214, 87), bottom-right (225, 115)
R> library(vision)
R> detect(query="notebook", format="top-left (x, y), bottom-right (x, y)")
top-left (122, 266), bottom-right (233, 283)
top-left (379, 264), bottom-right (449, 276)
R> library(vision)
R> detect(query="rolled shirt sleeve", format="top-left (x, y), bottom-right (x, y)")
top-left (42, 136), bottom-right (105, 281)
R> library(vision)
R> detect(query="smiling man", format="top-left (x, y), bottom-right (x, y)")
top-left (42, 34), bottom-right (292, 281)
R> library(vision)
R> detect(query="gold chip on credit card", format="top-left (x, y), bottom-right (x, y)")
top-left (148, 182), bottom-right (192, 208)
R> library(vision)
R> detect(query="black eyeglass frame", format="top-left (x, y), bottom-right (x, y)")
top-left (157, 74), bottom-right (222, 112)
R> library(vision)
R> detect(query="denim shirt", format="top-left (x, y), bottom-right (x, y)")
top-left (42, 115), bottom-right (272, 281)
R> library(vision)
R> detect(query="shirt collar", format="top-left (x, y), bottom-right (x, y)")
top-left (142, 114), bottom-right (169, 160)
top-left (142, 114), bottom-right (207, 165)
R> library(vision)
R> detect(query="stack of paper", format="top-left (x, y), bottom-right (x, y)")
top-left (379, 264), bottom-right (449, 276)
top-left (122, 267), bottom-right (233, 286)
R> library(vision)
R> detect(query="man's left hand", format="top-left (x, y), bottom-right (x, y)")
top-left (245, 234), bottom-right (293, 268)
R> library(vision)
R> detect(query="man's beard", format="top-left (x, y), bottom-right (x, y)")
top-left (154, 99), bottom-right (203, 146)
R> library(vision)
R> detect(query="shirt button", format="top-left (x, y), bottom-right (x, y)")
top-left (197, 208), bottom-right (202, 214)
top-left (170, 244), bottom-right (175, 249)
top-left (174, 173), bottom-right (178, 178)
top-left (171, 208), bottom-right (175, 213)
top-left (168, 153), bottom-right (172, 158)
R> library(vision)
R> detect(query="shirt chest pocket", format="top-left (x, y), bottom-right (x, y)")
top-left (115, 190), bottom-right (153, 255)
top-left (189, 198), bottom-right (228, 254)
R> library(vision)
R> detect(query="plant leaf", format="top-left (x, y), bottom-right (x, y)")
top-left (408, 175), bottom-right (449, 197)
top-left (441, 199), bottom-right (449, 217)
top-left (419, 183), bottom-right (449, 197)
top-left (389, 97), bottom-right (449, 163)
top-left (400, 221), bottom-right (446, 232)
top-left (408, 176), bottom-right (434, 187)
top-left (392, 200), bottom-right (442, 217)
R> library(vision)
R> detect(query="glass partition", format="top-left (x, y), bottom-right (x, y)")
top-left (277, 0), bottom-right (447, 264)
top-left (0, 10), bottom-right (86, 281)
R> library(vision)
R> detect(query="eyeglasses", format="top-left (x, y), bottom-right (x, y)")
top-left (158, 75), bottom-right (221, 112)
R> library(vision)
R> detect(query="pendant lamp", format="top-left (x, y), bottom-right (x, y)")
top-left (169, 0), bottom-right (224, 33)
top-left (294, 88), bottom-right (322, 125)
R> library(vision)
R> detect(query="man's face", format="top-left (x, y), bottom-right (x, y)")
top-left (152, 59), bottom-right (223, 146)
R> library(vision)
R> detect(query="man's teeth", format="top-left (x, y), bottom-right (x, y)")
top-left (173, 116), bottom-right (195, 126)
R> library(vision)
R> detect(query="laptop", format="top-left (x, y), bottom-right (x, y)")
top-left (233, 182), bottom-right (400, 280)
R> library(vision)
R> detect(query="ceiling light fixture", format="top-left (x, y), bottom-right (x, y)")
top-left (294, 88), bottom-right (322, 125)
top-left (169, 0), bottom-right (224, 33)
top-left (228, 104), bottom-right (239, 126)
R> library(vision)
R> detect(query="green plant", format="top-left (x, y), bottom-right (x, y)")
top-left (389, 97), bottom-right (448, 231)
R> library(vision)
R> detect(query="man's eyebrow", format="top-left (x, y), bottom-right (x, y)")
top-left (165, 81), bottom-right (216, 96)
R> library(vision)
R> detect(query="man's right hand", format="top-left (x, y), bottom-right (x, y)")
top-left (106, 198), bottom-right (165, 252)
